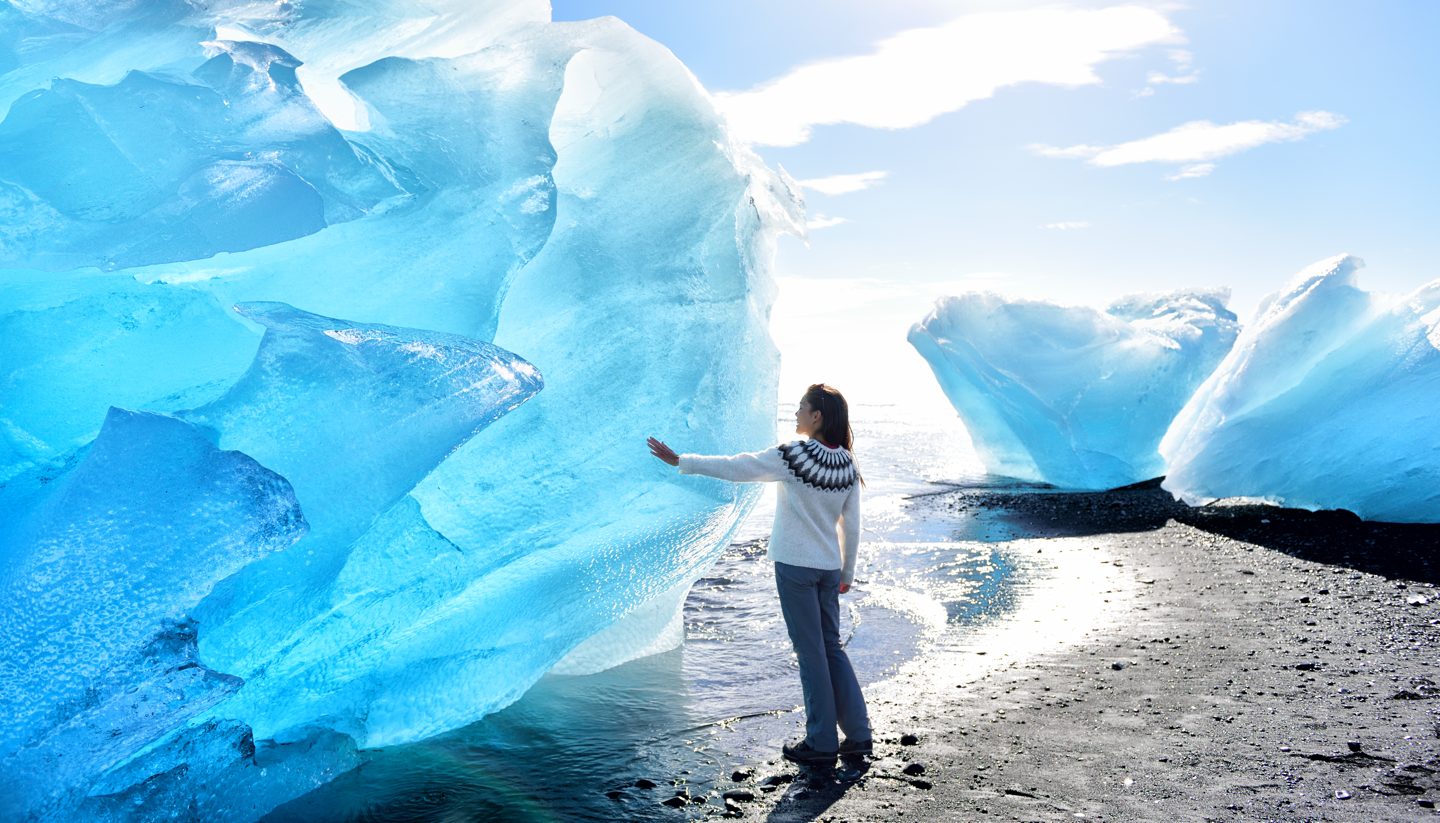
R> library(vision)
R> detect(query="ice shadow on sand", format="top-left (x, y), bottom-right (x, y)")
top-left (950, 483), bottom-right (1440, 586)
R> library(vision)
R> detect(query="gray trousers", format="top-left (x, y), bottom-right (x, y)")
top-left (774, 561), bottom-right (871, 750)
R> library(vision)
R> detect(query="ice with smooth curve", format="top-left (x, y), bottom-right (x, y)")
top-left (909, 290), bottom-right (1239, 489)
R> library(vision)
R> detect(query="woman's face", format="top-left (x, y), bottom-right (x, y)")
top-left (794, 398), bottom-right (822, 438)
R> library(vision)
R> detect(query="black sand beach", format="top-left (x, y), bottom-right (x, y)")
top-left (710, 487), bottom-right (1440, 822)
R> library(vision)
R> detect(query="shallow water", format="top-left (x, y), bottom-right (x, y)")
top-left (268, 406), bottom-right (1029, 821)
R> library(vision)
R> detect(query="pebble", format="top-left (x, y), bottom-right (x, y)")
top-left (910, 778), bottom-right (933, 790)
top-left (605, 790), bottom-right (624, 801)
top-left (634, 778), bottom-right (658, 790)
top-left (900, 733), bottom-right (920, 746)
top-left (661, 796), bottom-right (687, 808)
top-left (731, 768), bottom-right (754, 782)
top-left (1419, 798), bottom-right (1436, 808)
top-left (1407, 594), bottom-right (1429, 606)
top-left (1347, 741), bottom-right (1363, 753)
top-left (1334, 790), bottom-right (1352, 800)
top-left (903, 763), bottom-right (927, 776)
top-left (1111, 661), bottom-right (1127, 670)
top-left (723, 789), bottom-right (756, 803)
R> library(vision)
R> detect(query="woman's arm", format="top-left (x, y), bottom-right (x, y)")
top-left (647, 437), bottom-right (788, 483)
top-left (838, 483), bottom-right (861, 589)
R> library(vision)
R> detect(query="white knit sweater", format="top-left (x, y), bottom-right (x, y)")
top-left (678, 439), bottom-right (861, 584)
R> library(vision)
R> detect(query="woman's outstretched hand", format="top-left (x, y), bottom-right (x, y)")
top-left (647, 437), bottom-right (679, 467)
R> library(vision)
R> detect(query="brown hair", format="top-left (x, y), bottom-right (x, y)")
top-left (803, 383), bottom-right (863, 485)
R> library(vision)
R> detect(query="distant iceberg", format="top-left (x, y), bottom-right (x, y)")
top-left (0, 2), bottom-right (799, 819)
top-left (1161, 255), bottom-right (1440, 522)
top-left (910, 290), bottom-right (1239, 489)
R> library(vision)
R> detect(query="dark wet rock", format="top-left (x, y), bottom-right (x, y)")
top-left (1294, 662), bottom-right (1319, 671)
top-left (1348, 741), bottom-right (1363, 753)
top-left (760, 773), bottom-right (795, 787)
top-left (900, 733), bottom-right (920, 746)
top-left (902, 763), bottom-right (927, 776)
top-left (723, 789), bottom-right (755, 803)
top-left (634, 778), bottom-right (658, 790)
top-left (731, 768), bottom-right (754, 782)
top-left (660, 796), bottom-right (687, 808)
top-left (910, 778), bottom-right (933, 790)
top-left (605, 790), bottom-right (625, 801)
top-left (1111, 661), bottom-right (1127, 670)
top-left (1419, 798), bottom-right (1436, 809)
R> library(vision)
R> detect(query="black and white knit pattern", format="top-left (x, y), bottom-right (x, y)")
top-left (778, 440), bottom-right (857, 491)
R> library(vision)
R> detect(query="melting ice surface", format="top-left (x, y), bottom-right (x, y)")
top-left (1162, 255), bottom-right (1440, 523)
top-left (0, 1), bottom-right (799, 819)
top-left (909, 291), bottom-right (1239, 490)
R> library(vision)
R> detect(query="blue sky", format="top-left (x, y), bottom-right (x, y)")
top-left (552, 1), bottom-right (1440, 409)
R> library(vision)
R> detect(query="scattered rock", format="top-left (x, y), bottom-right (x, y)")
top-left (900, 733), bottom-right (920, 746)
top-left (1348, 741), bottom-right (1363, 753)
top-left (902, 763), bottom-right (927, 776)
top-left (731, 768), bottom-right (754, 782)
top-left (723, 790), bottom-right (755, 803)
top-left (1419, 798), bottom-right (1435, 809)
top-left (1408, 594), bottom-right (1430, 606)
top-left (1111, 661), bottom-right (1127, 671)
top-left (1004, 788), bottom-right (1038, 798)
top-left (910, 778), bottom-right (933, 790)
top-left (1335, 789), bottom-right (1352, 800)
top-left (760, 773), bottom-right (795, 787)
top-left (605, 790), bottom-right (625, 801)
top-left (660, 796), bottom-right (687, 808)
top-left (1294, 662), bottom-right (1319, 671)
top-left (634, 778), bottom-right (658, 790)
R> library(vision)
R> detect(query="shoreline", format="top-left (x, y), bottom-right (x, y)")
top-left (717, 486), bottom-right (1440, 821)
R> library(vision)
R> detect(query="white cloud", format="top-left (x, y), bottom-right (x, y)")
top-left (1136, 48), bottom-right (1199, 96)
top-left (1165, 163), bottom-right (1215, 181)
top-left (1146, 69), bottom-right (1200, 85)
top-left (806, 215), bottom-right (850, 230)
top-left (1042, 220), bottom-right (1092, 230)
top-left (1032, 111), bottom-right (1347, 178)
top-left (796, 170), bottom-right (889, 195)
top-left (714, 6), bottom-right (1182, 147)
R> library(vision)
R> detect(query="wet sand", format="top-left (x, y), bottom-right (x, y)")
top-left (718, 486), bottom-right (1440, 822)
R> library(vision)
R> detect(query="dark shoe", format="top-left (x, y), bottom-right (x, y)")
top-left (782, 740), bottom-right (837, 764)
top-left (838, 738), bottom-right (873, 756)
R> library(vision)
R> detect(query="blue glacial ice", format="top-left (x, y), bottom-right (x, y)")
top-left (0, 2), bottom-right (798, 819)
top-left (909, 290), bottom-right (1239, 490)
top-left (1161, 255), bottom-right (1440, 522)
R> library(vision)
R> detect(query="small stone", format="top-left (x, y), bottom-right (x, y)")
top-left (900, 733), bottom-right (920, 746)
top-left (634, 778), bottom-right (658, 790)
top-left (1418, 798), bottom-right (1435, 808)
top-left (1408, 594), bottom-right (1429, 606)
top-left (1280, 745), bottom-right (1292, 752)
top-left (1111, 661), bottom-right (1127, 671)
top-left (605, 790), bottom-right (625, 801)
top-left (1295, 662), bottom-right (1318, 671)
top-left (1335, 790), bottom-right (1352, 800)
top-left (761, 773), bottom-right (795, 787)
top-left (1347, 741), bottom-right (1363, 753)
top-left (661, 796), bottom-right (687, 808)
top-left (1319, 588), bottom-right (1330, 595)
top-left (1299, 596), bottom-right (1311, 603)
top-left (723, 790), bottom-right (756, 803)
top-left (903, 763), bottom-right (927, 776)
top-left (910, 778), bottom-right (933, 790)
top-left (731, 768), bottom-right (754, 783)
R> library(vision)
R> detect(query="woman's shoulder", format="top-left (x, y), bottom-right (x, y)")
top-left (777, 439), bottom-right (856, 491)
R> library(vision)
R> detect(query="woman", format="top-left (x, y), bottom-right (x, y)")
top-left (646, 383), bottom-right (871, 764)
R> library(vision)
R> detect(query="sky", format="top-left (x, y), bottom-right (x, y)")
top-left (551, 1), bottom-right (1440, 413)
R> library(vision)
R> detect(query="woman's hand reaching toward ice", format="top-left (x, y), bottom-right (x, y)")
top-left (647, 437), bottom-right (679, 467)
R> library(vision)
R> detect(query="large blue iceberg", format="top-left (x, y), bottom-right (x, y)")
top-left (1161, 255), bottom-right (1440, 522)
top-left (1, 1), bottom-right (799, 819)
top-left (909, 290), bottom-right (1239, 489)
